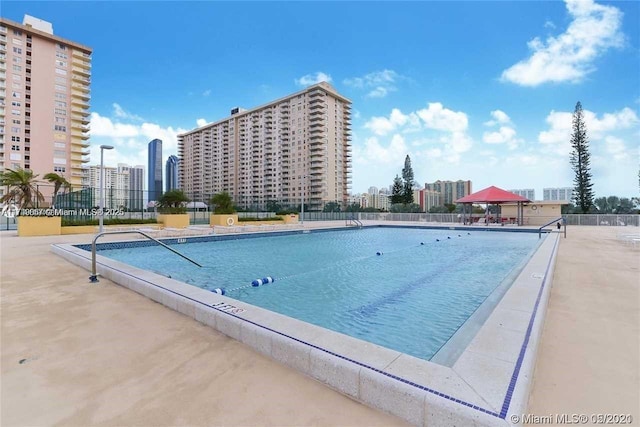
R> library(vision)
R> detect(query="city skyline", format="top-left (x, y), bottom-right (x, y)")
top-left (1, 1), bottom-right (638, 199)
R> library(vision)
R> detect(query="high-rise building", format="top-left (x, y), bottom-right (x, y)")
top-left (128, 164), bottom-right (144, 211)
top-left (0, 15), bottom-right (92, 200)
top-left (543, 187), bottom-right (573, 201)
top-left (147, 138), bottom-right (162, 201)
top-left (425, 180), bottom-right (472, 205)
top-left (509, 188), bottom-right (535, 200)
top-left (178, 82), bottom-right (352, 210)
top-left (84, 164), bottom-right (129, 209)
top-left (165, 155), bottom-right (178, 192)
top-left (415, 188), bottom-right (441, 212)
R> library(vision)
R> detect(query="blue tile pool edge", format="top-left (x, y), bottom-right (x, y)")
top-left (52, 229), bottom-right (560, 427)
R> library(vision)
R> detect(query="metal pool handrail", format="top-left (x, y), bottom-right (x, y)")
top-left (89, 230), bottom-right (202, 283)
top-left (538, 217), bottom-right (566, 239)
top-left (346, 215), bottom-right (363, 227)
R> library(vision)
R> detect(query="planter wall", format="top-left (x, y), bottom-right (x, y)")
top-left (158, 214), bottom-right (190, 228)
top-left (17, 216), bottom-right (62, 236)
top-left (282, 214), bottom-right (299, 224)
top-left (210, 214), bottom-right (239, 226)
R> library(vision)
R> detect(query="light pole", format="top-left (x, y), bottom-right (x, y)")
top-left (99, 145), bottom-right (114, 233)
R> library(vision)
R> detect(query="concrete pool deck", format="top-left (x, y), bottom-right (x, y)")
top-left (1, 223), bottom-right (638, 426)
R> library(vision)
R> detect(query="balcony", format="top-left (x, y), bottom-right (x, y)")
top-left (72, 74), bottom-right (90, 84)
top-left (71, 97), bottom-right (90, 109)
top-left (72, 57), bottom-right (91, 70)
top-left (72, 66), bottom-right (91, 78)
top-left (72, 50), bottom-right (91, 60)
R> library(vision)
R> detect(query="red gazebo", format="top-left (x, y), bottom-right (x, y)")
top-left (456, 186), bottom-right (530, 226)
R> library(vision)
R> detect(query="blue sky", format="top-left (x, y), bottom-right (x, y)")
top-left (3, 0), bottom-right (639, 199)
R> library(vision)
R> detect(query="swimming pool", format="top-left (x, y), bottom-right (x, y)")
top-left (53, 225), bottom-right (559, 426)
top-left (97, 227), bottom-right (541, 361)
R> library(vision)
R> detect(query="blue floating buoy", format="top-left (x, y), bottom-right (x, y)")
top-left (262, 276), bottom-right (274, 284)
top-left (447, 236), bottom-right (451, 239)
top-left (376, 251), bottom-right (383, 256)
top-left (458, 235), bottom-right (461, 237)
top-left (420, 242), bottom-right (424, 245)
top-left (467, 232), bottom-right (471, 235)
top-left (436, 239), bottom-right (440, 242)
top-left (212, 288), bottom-right (226, 295)
top-left (251, 279), bottom-right (263, 287)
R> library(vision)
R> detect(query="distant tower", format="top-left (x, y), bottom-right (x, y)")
top-left (129, 165), bottom-right (145, 211)
top-left (148, 139), bottom-right (163, 201)
top-left (166, 155), bottom-right (179, 192)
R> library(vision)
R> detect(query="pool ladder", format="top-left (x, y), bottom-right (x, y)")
top-left (89, 230), bottom-right (202, 283)
top-left (538, 217), bottom-right (567, 239)
top-left (346, 216), bottom-right (363, 228)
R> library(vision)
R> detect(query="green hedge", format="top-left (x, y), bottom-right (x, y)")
top-left (62, 218), bottom-right (158, 226)
top-left (238, 217), bottom-right (284, 222)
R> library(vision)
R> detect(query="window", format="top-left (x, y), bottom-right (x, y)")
top-left (11, 127), bottom-right (20, 133)
top-left (54, 142), bottom-right (66, 148)
top-left (12, 82), bottom-right (21, 89)
top-left (55, 92), bottom-right (66, 100)
top-left (55, 84), bottom-right (66, 91)
top-left (55, 101), bottom-right (67, 108)
top-left (55, 60), bottom-right (67, 67)
top-left (11, 136), bottom-right (20, 142)
top-left (12, 109), bottom-right (20, 115)
top-left (55, 117), bottom-right (66, 124)
top-left (54, 166), bottom-right (66, 173)
top-left (12, 65), bottom-right (22, 72)
top-left (54, 125), bottom-right (66, 132)
top-left (55, 68), bottom-right (67, 76)
top-left (56, 51), bottom-right (67, 59)
top-left (12, 57), bottom-right (21, 64)
top-left (12, 144), bottom-right (20, 150)
top-left (58, 43), bottom-right (66, 50)
top-left (55, 77), bottom-right (66, 84)
top-left (13, 29), bottom-right (22, 36)
top-left (54, 108), bottom-right (66, 116)
top-left (12, 47), bottom-right (21, 54)
top-left (11, 102), bottom-right (21, 107)
top-left (12, 75), bottom-right (20, 81)
top-left (12, 38), bottom-right (22, 46)
top-left (12, 91), bottom-right (20, 98)
top-left (54, 150), bottom-right (66, 157)
top-left (12, 119), bottom-right (20, 125)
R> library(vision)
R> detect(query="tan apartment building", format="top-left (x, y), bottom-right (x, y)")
top-left (425, 180), bottom-right (472, 206)
top-left (178, 82), bottom-right (352, 210)
top-left (0, 15), bottom-right (91, 201)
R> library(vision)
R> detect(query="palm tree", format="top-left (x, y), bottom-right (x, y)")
top-left (157, 189), bottom-right (190, 214)
top-left (43, 172), bottom-right (71, 207)
top-left (209, 192), bottom-right (235, 214)
top-left (0, 167), bottom-right (44, 208)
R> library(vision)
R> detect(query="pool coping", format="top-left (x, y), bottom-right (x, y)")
top-left (51, 226), bottom-right (560, 427)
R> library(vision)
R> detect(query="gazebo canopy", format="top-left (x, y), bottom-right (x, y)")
top-left (456, 186), bottom-right (530, 204)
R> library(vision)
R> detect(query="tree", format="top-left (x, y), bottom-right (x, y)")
top-left (0, 167), bottom-right (44, 208)
top-left (390, 175), bottom-right (404, 204)
top-left (323, 201), bottom-right (341, 212)
top-left (209, 192), bottom-right (235, 214)
top-left (157, 189), bottom-right (189, 213)
top-left (569, 101), bottom-right (595, 213)
top-left (344, 203), bottom-right (362, 212)
top-left (401, 155), bottom-right (415, 204)
top-left (43, 172), bottom-right (71, 207)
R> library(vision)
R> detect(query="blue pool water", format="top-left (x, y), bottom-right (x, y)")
top-left (100, 227), bottom-right (542, 360)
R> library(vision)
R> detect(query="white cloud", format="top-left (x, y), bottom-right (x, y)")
top-left (416, 102), bottom-right (468, 133)
top-left (539, 107), bottom-right (639, 145)
top-left (483, 126), bottom-right (516, 144)
top-left (202, 89), bottom-right (211, 97)
top-left (484, 110), bottom-right (511, 126)
top-left (356, 134), bottom-right (408, 166)
top-left (344, 70), bottom-right (404, 98)
top-left (295, 72), bottom-right (332, 86)
top-left (501, 0), bottom-right (624, 86)
top-left (364, 108), bottom-right (420, 136)
top-left (112, 103), bottom-right (143, 121)
top-left (604, 136), bottom-right (628, 160)
top-left (196, 118), bottom-right (207, 127)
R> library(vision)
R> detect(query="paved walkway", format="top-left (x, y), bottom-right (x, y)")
top-left (528, 226), bottom-right (639, 425)
top-left (1, 224), bottom-right (638, 426)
